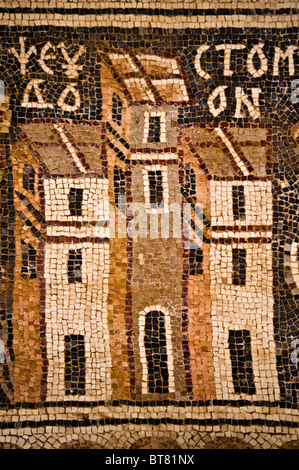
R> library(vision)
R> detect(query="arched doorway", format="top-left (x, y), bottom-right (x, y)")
top-left (144, 310), bottom-right (169, 394)
top-left (139, 306), bottom-right (175, 396)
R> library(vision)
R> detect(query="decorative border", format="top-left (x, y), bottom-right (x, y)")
top-left (0, 8), bottom-right (298, 28)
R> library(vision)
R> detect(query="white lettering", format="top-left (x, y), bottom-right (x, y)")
top-left (273, 45), bottom-right (298, 76)
top-left (194, 45), bottom-right (211, 79)
top-left (207, 85), bottom-right (228, 117)
top-left (21, 79), bottom-right (54, 109)
top-left (105, 455), bottom-right (139, 467)
top-left (215, 44), bottom-right (246, 76)
top-left (127, 203), bottom-right (147, 239)
top-left (57, 84), bottom-right (81, 112)
top-left (247, 43), bottom-right (268, 78)
top-left (37, 41), bottom-right (57, 75)
top-left (8, 37), bottom-right (37, 76)
top-left (234, 86), bottom-right (261, 120)
top-left (58, 42), bottom-right (86, 78)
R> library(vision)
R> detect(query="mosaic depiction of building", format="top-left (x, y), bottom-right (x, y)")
top-left (0, 3), bottom-right (298, 449)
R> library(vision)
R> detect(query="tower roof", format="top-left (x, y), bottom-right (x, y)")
top-left (98, 48), bottom-right (197, 106)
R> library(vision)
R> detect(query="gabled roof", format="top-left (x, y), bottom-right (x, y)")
top-left (19, 119), bottom-right (107, 177)
top-left (180, 123), bottom-right (273, 179)
top-left (98, 47), bottom-right (197, 106)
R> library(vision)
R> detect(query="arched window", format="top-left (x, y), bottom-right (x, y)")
top-left (139, 306), bottom-right (175, 395)
top-left (113, 165), bottom-right (126, 213)
top-left (112, 92), bottom-right (122, 127)
top-left (181, 164), bottom-right (196, 202)
top-left (144, 310), bottom-right (169, 394)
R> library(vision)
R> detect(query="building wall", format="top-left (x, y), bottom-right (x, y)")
top-left (128, 97), bottom-right (189, 398)
top-left (131, 237), bottom-right (186, 399)
top-left (106, 153), bottom-right (131, 400)
top-left (129, 162), bottom-right (187, 399)
top-left (209, 178), bottom-right (279, 400)
top-left (43, 177), bottom-right (112, 401)
top-left (11, 142), bottom-right (43, 403)
top-left (44, 241), bottom-right (111, 401)
top-left (210, 242), bottom-right (280, 400)
top-left (179, 150), bottom-right (216, 401)
top-left (101, 61), bottom-right (132, 145)
top-left (101, 61), bottom-right (133, 399)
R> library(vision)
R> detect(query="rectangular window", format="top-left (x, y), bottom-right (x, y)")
top-left (189, 248), bottom-right (203, 275)
top-left (232, 248), bottom-right (246, 286)
top-left (68, 249), bottom-right (82, 283)
top-left (23, 164), bottom-right (35, 194)
top-left (232, 185), bottom-right (245, 221)
top-left (147, 116), bottom-right (161, 143)
top-left (148, 170), bottom-right (164, 205)
top-left (65, 335), bottom-right (85, 396)
top-left (21, 241), bottom-right (37, 279)
top-left (69, 188), bottom-right (83, 217)
top-left (113, 165), bottom-right (126, 213)
top-left (228, 329), bottom-right (256, 395)
top-left (112, 93), bottom-right (122, 127)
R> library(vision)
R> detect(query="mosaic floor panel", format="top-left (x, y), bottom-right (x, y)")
top-left (0, 0), bottom-right (297, 450)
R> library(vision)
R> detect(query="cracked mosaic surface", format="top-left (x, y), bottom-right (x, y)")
top-left (0, 0), bottom-right (297, 450)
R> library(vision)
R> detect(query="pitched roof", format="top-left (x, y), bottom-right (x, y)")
top-left (19, 120), bottom-right (106, 176)
top-left (180, 124), bottom-right (272, 178)
top-left (99, 48), bottom-right (196, 106)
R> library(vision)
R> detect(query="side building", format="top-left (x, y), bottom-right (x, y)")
top-left (179, 122), bottom-right (280, 401)
top-left (12, 119), bottom-right (114, 402)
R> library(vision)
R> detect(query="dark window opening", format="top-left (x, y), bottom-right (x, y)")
top-left (112, 92), bottom-right (122, 127)
top-left (113, 165), bottom-right (126, 213)
top-left (182, 164), bottom-right (196, 202)
top-left (228, 329), bottom-right (256, 395)
top-left (189, 247), bottom-right (203, 275)
top-left (147, 116), bottom-right (161, 143)
top-left (232, 185), bottom-right (245, 221)
top-left (65, 335), bottom-right (85, 396)
top-left (144, 311), bottom-right (169, 394)
top-left (69, 188), bottom-right (83, 217)
top-left (21, 240), bottom-right (37, 279)
top-left (23, 164), bottom-right (35, 194)
top-left (232, 248), bottom-right (246, 286)
top-left (68, 249), bottom-right (82, 283)
top-left (148, 170), bottom-right (164, 205)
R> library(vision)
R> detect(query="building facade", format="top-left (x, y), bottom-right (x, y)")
top-left (7, 48), bottom-right (281, 406)
top-left (0, 2), bottom-right (298, 449)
